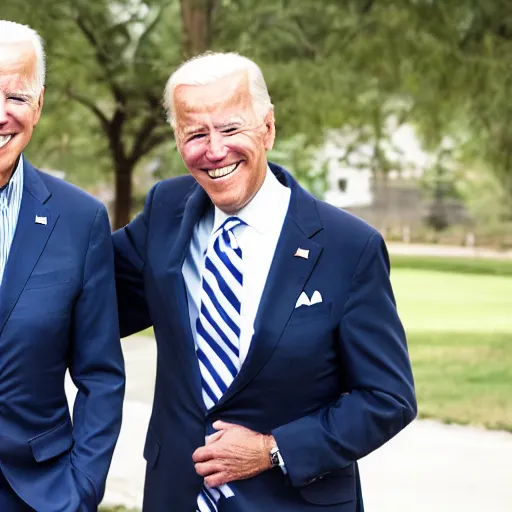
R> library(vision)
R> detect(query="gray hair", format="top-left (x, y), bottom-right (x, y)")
top-left (163, 52), bottom-right (273, 128)
top-left (0, 20), bottom-right (46, 97)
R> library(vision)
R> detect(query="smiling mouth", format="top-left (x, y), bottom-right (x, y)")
top-left (205, 161), bottom-right (242, 179)
top-left (0, 135), bottom-right (13, 149)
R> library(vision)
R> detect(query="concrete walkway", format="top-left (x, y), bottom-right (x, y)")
top-left (67, 335), bottom-right (512, 511)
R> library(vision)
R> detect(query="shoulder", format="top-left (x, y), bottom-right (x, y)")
top-left (150, 174), bottom-right (196, 203)
top-left (316, 198), bottom-right (377, 238)
top-left (139, 174), bottom-right (198, 222)
top-left (275, 161), bottom-right (382, 252)
top-left (37, 169), bottom-right (105, 215)
top-left (312, 197), bottom-right (384, 262)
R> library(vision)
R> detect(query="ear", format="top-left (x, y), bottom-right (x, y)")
top-left (33, 87), bottom-right (45, 125)
top-left (263, 108), bottom-right (276, 151)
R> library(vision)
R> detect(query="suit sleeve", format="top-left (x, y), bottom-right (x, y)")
top-left (113, 183), bottom-right (159, 337)
top-left (272, 232), bottom-right (417, 488)
top-left (69, 205), bottom-right (125, 505)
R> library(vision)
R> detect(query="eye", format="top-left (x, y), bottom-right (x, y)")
top-left (189, 133), bottom-right (206, 141)
top-left (222, 127), bottom-right (238, 134)
top-left (7, 96), bottom-right (29, 104)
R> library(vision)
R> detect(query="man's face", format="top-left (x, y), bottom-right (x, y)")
top-left (174, 72), bottom-right (275, 214)
top-left (0, 41), bottom-right (44, 180)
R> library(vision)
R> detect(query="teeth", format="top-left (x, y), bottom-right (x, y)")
top-left (0, 135), bottom-right (12, 149)
top-left (207, 163), bottom-right (238, 179)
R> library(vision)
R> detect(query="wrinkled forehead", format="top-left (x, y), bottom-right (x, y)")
top-left (0, 41), bottom-right (38, 88)
top-left (174, 71), bottom-right (255, 124)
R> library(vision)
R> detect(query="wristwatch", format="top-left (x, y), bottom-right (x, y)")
top-left (269, 445), bottom-right (283, 468)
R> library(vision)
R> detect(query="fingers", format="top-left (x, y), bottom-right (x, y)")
top-left (195, 460), bottom-right (230, 487)
top-left (205, 472), bottom-right (229, 488)
top-left (212, 420), bottom-right (238, 431)
top-left (206, 430), bottom-right (224, 445)
top-left (194, 460), bottom-right (222, 477)
top-left (192, 445), bottom-right (214, 463)
top-left (193, 427), bottom-right (228, 462)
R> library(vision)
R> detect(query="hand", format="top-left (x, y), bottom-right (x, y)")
top-left (192, 421), bottom-right (275, 487)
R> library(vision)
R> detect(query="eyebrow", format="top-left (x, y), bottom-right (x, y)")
top-left (217, 121), bottom-right (243, 130)
top-left (183, 125), bottom-right (206, 135)
top-left (183, 119), bottom-right (245, 135)
top-left (5, 90), bottom-right (34, 101)
top-left (216, 115), bottom-right (245, 127)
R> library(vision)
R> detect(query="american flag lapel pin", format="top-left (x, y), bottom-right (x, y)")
top-left (294, 247), bottom-right (309, 259)
top-left (35, 215), bottom-right (47, 225)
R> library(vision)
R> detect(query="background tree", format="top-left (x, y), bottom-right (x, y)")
top-left (2, 0), bottom-right (409, 227)
top-left (4, 0), bottom-right (512, 226)
top-left (3, 0), bottom-right (182, 227)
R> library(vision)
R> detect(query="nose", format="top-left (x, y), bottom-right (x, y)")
top-left (205, 130), bottom-right (228, 161)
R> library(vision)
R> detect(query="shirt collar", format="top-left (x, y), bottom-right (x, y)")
top-left (211, 165), bottom-right (289, 235)
top-left (0, 155), bottom-right (23, 208)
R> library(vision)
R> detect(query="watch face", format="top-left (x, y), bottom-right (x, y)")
top-left (270, 448), bottom-right (280, 467)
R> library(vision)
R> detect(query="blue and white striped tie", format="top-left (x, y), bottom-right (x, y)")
top-left (196, 216), bottom-right (245, 512)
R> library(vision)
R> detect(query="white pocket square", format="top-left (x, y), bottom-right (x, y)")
top-left (295, 290), bottom-right (323, 308)
top-left (310, 290), bottom-right (322, 305)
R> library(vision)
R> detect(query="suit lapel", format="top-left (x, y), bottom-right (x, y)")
top-left (0, 162), bottom-right (58, 334)
top-left (212, 165), bottom-right (323, 410)
top-left (154, 183), bottom-right (209, 411)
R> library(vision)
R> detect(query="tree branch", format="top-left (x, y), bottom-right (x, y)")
top-left (74, 13), bottom-right (127, 107)
top-left (140, 131), bottom-right (172, 159)
top-left (128, 117), bottom-right (158, 164)
top-left (127, 90), bottom-right (168, 164)
top-left (75, 13), bottom-right (103, 58)
top-left (358, 0), bottom-right (375, 15)
top-left (132, 0), bottom-right (176, 60)
top-left (66, 87), bottom-right (110, 133)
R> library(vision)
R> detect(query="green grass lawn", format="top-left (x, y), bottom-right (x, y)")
top-left (391, 267), bottom-right (512, 431)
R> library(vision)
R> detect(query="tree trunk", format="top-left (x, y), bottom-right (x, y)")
top-left (180, 0), bottom-right (216, 58)
top-left (113, 163), bottom-right (133, 230)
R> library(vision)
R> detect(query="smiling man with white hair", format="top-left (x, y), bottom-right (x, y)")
top-left (0, 20), bottom-right (125, 512)
top-left (0, 21), bottom-right (45, 187)
top-left (114, 51), bottom-right (416, 512)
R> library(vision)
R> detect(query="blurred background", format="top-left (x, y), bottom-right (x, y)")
top-left (2, 1), bottom-right (512, 510)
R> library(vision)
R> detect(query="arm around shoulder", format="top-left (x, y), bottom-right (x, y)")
top-left (112, 182), bottom-right (161, 336)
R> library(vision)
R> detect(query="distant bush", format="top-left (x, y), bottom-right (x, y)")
top-left (390, 254), bottom-right (512, 277)
top-left (383, 223), bottom-right (512, 250)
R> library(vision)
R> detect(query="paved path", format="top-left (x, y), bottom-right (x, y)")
top-left (67, 335), bottom-right (512, 511)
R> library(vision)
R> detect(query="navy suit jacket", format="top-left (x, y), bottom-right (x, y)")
top-left (0, 160), bottom-right (125, 511)
top-left (114, 163), bottom-right (416, 512)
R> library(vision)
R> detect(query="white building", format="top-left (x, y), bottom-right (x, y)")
top-left (321, 124), bottom-right (429, 208)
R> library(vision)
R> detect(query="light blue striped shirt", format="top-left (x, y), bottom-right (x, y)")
top-left (0, 156), bottom-right (24, 286)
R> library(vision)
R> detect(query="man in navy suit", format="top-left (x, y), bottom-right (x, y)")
top-left (0, 21), bottom-right (125, 511)
top-left (114, 52), bottom-right (416, 511)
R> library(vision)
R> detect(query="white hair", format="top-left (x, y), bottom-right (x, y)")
top-left (163, 52), bottom-right (273, 128)
top-left (0, 20), bottom-right (46, 96)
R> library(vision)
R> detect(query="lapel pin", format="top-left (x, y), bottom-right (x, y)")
top-left (294, 247), bottom-right (309, 259)
top-left (35, 215), bottom-right (47, 225)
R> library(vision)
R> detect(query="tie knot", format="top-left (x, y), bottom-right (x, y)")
top-left (220, 216), bottom-right (245, 233)
top-left (215, 216), bottom-right (246, 251)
